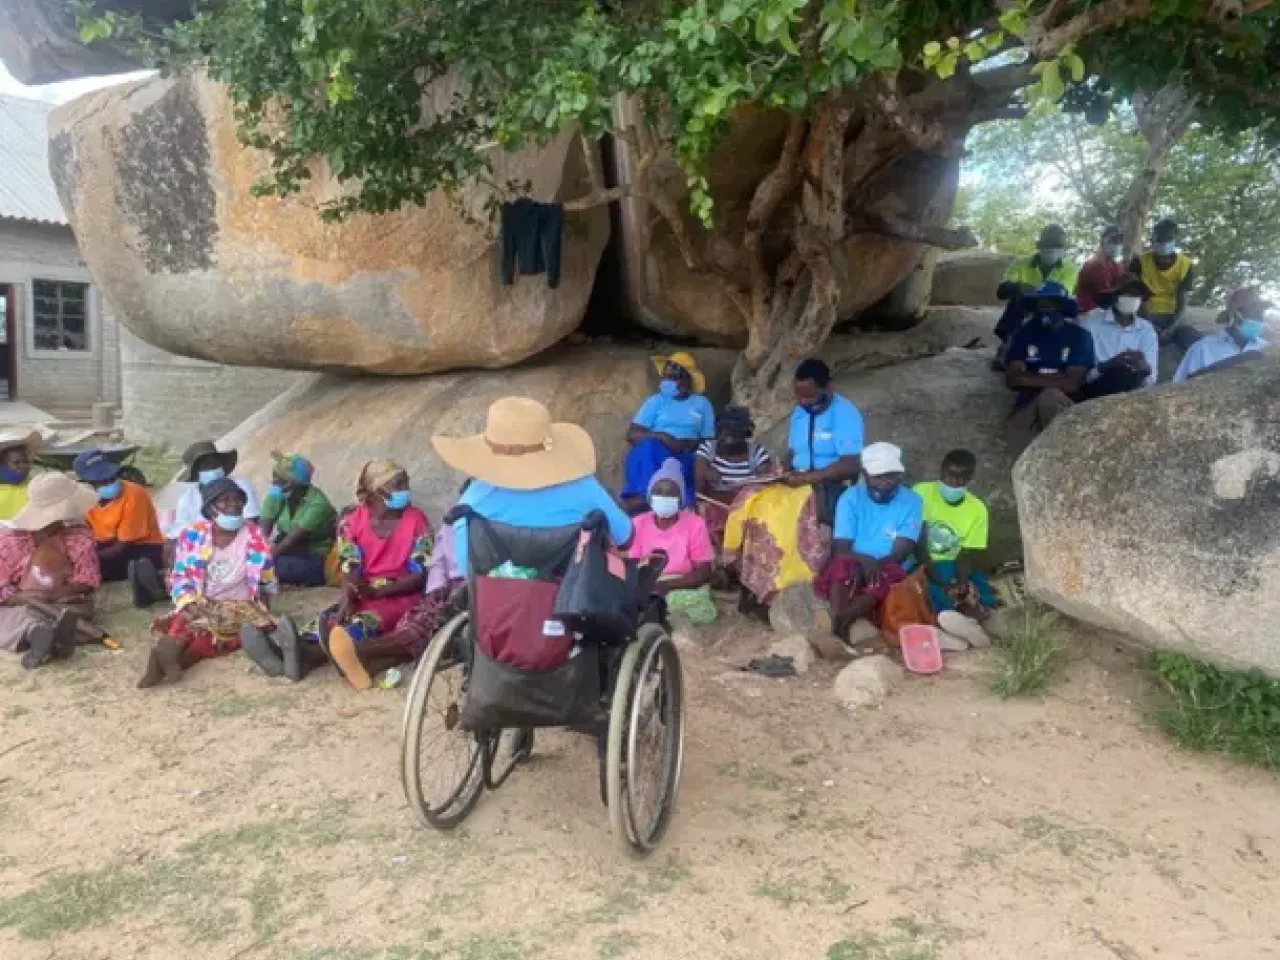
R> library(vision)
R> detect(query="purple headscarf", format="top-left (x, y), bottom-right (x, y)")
top-left (647, 457), bottom-right (687, 502)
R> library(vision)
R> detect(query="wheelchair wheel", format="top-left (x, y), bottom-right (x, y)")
top-left (401, 613), bottom-right (484, 829)
top-left (606, 623), bottom-right (685, 855)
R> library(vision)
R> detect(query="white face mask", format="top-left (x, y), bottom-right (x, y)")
top-left (1116, 296), bottom-right (1142, 316)
top-left (649, 495), bottom-right (681, 519)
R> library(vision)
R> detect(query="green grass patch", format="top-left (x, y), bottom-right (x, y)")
top-left (990, 604), bottom-right (1067, 698)
top-left (827, 916), bottom-right (964, 960)
top-left (597, 933), bottom-right (638, 959)
top-left (1151, 652), bottom-right (1280, 772)
top-left (211, 693), bottom-right (294, 717)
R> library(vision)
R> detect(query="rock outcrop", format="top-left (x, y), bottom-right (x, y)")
top-left (931, 252), bottom-right (1013, 307)
top-left (49, 72), bottom-right (610, 375)
top-left (214, 345), bottom-right (735, 525)
top-left (1015, 356), bottom-right (1280, 677)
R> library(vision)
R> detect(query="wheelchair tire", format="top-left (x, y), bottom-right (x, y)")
top-left (401, 613), bottom-right (484, 830)
top-left (606, 623), bottom-right (684, 855)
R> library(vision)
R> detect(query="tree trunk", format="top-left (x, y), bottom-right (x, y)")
top-left (1118, 84), bottom-right (1197, 258)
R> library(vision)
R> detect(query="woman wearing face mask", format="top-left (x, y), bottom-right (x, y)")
top-left (306, 459), bottom-right (433, 690)
top-left (140, 477), bottom-right (279, 687)
top-left (628, 459), bottom-right (717, 626)
top-left (622, 352), bottom-right (716, 512)
top-left (74, 449), bottom-right (165, 604)
top-left (695, 406), bottom-right (777, 549)
top-left (1078, 274), bottom-right (1160, 399)
top-left (910, 449), bottom-right (997, 649)
top-left (0, 429), bottom-right (40, 523)
top-left (1174, 286), bottom-right (1273, 383)
top-left (165, 441), bottom-right (262, 541)
top-left (259, 452), bottom-right (337, 587)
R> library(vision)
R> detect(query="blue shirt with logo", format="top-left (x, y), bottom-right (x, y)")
top-left (1007, 319), bottom-right (1096, 406)
top-left (787, 393), bottom-right (865, 470)
top-left (833, 484), bottom-right (924, 560)
top-left (452, 476), bottom-right (634, 575)
top-left (632, 393), bottom-right (716, 441)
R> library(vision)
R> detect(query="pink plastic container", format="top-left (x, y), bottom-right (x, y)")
top-left (899, 624), bottom-right (943, 675)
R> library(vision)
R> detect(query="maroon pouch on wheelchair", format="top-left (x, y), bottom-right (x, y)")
top-left (472, 575), bottom-right (571, 671)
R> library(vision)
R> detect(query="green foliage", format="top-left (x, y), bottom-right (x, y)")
top-left (957, 106), bottom-right (1280, 303)
top-left (78, 0), bottom-right (1280, 230)
top-left (990, 604), bottom-right (1067, 699)
top-left (1153, 653), bottom-right (1280, 773)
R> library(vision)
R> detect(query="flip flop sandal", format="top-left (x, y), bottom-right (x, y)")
top-left (743, 655), bottom-right (797, 678)
top-left (327, 628), bottom-right (373, 690)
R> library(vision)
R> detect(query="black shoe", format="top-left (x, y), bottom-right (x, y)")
top-left (52, 610), bottom-right (79, 660)
top-left (21, 625), bottom-right (56, 671)
top-left (737, 587), bottom-right (771, 624)
top-left (129, 557), bottom-right (165, 609)
top-left (239, 623), bottom-right (285, 677)
top-left (275, 615), bottom-right (306, 683)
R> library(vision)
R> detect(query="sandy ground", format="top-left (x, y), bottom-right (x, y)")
top-left (1, 584), bottom-right (1279, 960)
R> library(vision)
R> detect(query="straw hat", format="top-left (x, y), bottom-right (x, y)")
top-left (0, 428), bottom-right (41, 457)
top-left (651, 351), bottom-right (707, 394)
top-left (181, 441), bottom-right (238, 482)
top-left (10, 472), bottom-right (98, 531)
top-left (431, 397), bottom-right (596, 491)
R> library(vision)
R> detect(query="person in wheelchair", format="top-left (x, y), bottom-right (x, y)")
top-left (432, 397), bottom-right (633, 577)
top-left (627, 458), bottom-right (715, 627)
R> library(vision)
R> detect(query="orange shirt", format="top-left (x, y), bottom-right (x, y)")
top-left (86, 480), bottom-right (164, 546)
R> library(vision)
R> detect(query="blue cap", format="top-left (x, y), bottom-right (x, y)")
top-left (73, 449), bottom-right (122, 485)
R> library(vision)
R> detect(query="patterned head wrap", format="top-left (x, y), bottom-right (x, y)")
top-left (271, 451), bottom-right (315, 485)
top-left (356, 459), bottom-right (404, 500)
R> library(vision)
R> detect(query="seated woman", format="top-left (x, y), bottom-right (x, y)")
top-left (694, 405), bottom-right (777, 545)
top-left (163, 441), bottom-right (262, 540)
top-left (311, 460), bottom-right (433, 690)
top-left (820, 443), bottom-right (924, 643)
top-left (377, 506), bottom-right (468, 660)
top-left (140, 477), bottom-right (279, 688)
top-left (629, 459), bottom-right (716, 626)
top-left (0, 472), bottom-right (102, 669)
top-left (0, 429), bottom-right (40, 523)
top-left (723, 358), bottom-right (863, 620)
top-left (621, 352), bottom-right (715, 512)
top-left (74, 449), bottom-right (166, 607)
top-left (260, 452), bottom-right (337, 587)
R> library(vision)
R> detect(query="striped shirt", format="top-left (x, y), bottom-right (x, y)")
top-left (696, 441), bottom-right (775, 489)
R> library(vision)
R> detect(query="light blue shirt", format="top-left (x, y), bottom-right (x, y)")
top-left (833, 484), bottom-right (924, 561)
top-left (787, 393), bottom-right (864, 470)
top-left (452, 475), bottom-right (634, 575)
top-left (1174, 329), bottom-right (1268, 383)
top-left (632, 393), bottom-right (716, 441)
top-left (1080, 309), bottom-right (1159, 387)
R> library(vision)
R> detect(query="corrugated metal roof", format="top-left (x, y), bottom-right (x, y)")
top-left (0, 94), bottom-right (69, 226)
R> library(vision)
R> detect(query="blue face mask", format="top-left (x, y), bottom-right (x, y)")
top-left (1041, 310), bottom-right (1065, 327)
top-left (939, 483), bottom-right (967, 505)
top-left (0, 467), bottom-right (26, 485)
top-left (266, 483), bottom-right (285, 500)
top-left (96, 481), bottom-right (123, 502)
top-left (658, 379), bottom-right (680, 399)
top-left (384, 489), bottom-right (411, 511)
top-left (1238, 319), bottom-right (1265, 343)
top-left (214, 512), bottom-right (244, 533)
top-left (867, 484), bottom-right (898, 505)
top-left (198, 467), bottom-right (226, 485)
top-left (1153, 241), bottom-right (1176, 257)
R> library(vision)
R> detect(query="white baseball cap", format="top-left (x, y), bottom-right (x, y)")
top-left (862, 442), bottom-right (905, 476)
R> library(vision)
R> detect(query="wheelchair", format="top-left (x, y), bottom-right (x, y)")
top-left (399, 510), bottom-right (685, 854)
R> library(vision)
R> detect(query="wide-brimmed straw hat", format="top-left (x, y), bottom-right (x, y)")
top-left (651, 351), bottom-right (707, 394)
top-left (0, 428), bottom-right (41, 457)
top-left (431, 397), bottom-right (596, 491)
top-left (182, 441), bottom-right (238, 482)
top-left (10, 472), bottom-right (98, 531)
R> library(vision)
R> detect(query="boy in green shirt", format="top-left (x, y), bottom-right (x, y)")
top-left (260, 453), bottom-right (337, 586)
top-left (912, 449), bottom-right (997, 619)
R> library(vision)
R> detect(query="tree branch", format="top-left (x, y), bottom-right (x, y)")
top-left (844, 211), bottom-right (979, 250)
top-left (1192, 45), bottom-right (1280, 109)
top-left (1024, 0), bottom-right (1154, 56)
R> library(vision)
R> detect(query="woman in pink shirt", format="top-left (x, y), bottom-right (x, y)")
top-left (629, 459), bottom-right (716, 625)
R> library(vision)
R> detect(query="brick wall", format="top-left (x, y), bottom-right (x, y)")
top-left (119, 325), bottom-right (303, 450)
top-left (0, 219), bottom-right (121, 414)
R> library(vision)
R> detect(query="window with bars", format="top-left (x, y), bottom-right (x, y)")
top-left (32, 280), bottom-right (89, 352)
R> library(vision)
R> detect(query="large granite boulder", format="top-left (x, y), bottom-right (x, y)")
top-left (48, 72), bottom-right (610, 375)
top-left (210, 345), bottom-right (735, 524)
top-left (931, 252), bottom-right (1014, 306)
top-left (1015, 356), bottom-right (1280, 677)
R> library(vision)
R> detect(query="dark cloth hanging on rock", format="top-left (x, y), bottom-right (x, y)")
top-left (499, 199), bottom-right (564, 289)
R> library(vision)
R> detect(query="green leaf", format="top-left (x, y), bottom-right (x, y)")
top-left (922, 40), bottom-right (941, 58)
top-left (936, 51), bottom-right (959, 79)
top-left (1064, 52), bottom-right (1086, 82)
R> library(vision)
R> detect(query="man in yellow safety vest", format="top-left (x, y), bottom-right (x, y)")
top-left (1128, 217), bottom-right (1199, 353)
